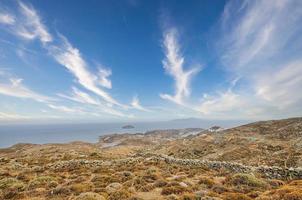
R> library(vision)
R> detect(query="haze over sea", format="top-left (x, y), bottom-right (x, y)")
top-left (0, 119), bottom-right (248, 148)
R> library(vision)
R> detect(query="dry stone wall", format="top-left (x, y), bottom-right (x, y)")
top-left (46, 153), bottom-right (302, 180)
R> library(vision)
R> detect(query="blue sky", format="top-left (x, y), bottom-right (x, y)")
top-left (0, 0), bottom-right (302, 123)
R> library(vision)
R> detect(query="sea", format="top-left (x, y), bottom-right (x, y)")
top-left (0, 119), bottom-right (249, 148)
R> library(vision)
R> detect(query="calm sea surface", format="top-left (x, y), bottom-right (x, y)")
top-left (0, 120), bottom-right (248, 148)
top-left (0, 121), bottom-right (204, 148)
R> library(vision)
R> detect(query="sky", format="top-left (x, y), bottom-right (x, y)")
top-left (0, 0), bottom-right (302, 123)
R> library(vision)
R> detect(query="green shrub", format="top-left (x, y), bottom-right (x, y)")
top-left (108, 189), bottom-right (130, 200)
top-left (223, 192), bottom-right (252, 200)
top-left (0, 177), bottom-right (25, 191)
top-left (198, 177), bottom-right (215, 188)
top-left (227, 173), bottom-right (268, 188)
top-left (29, 176), bottom-right (58, 189)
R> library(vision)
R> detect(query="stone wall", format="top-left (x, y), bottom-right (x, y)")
top-left (46, 153), bottom-right (302, 180)
top-left (153, 154), bottom-right (302, 180)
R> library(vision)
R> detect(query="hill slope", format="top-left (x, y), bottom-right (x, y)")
top-left (1, 117), bottom-right (302, 199)
top-left (152, 118), bottom-right (302, 167)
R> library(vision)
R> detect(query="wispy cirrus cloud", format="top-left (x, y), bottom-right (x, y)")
top-left (0, 76), bottom-right (53, 103)
top-left (255, 59), bottom-right (302, 109)
top-left (16, 3), bottom-right (124, 107)
top-left (58, 87), bottom-right (131, 117)
top-left (0, 13), bottom-right (15, 25)
top-left (58, 87), bottom-right (100, 105)
top-left (204, 0), bottom-right (302, 118)
top-left (198, 90), bottom-right (243, 115)
top-left (0, 111), bottom-right (29, 120)
top-left (2, 2), bottom-right (123, 106)
top-left (49, 36), bottom-right (124, 107)
top-left (98, 67), bottom-right (112, 89)
top-left (16, 2), bottom-right (52, 43)
top-left (0, 1), bottom-right (127, 116)
top-left (47, 104), bottom-right (80, 113)
top-left (131, 95), bottom-right (151, 112)
top-left (1, 2), bottom-right (128, 110)
top-left (160, 27), bottom-right (201, 105)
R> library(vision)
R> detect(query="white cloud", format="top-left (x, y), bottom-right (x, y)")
top-left (50, 36), bottom-right (124, 107)
top-left (0, 2), bottom-right (135, 118)
top-left (214, 0), bottom-right (302, 117)
top-left (131, 95), bottom-right (151, 112)
top-left (255, 60), bottom-right (302, 109)
top-left (220, 0), bottom-right (302, 70)
top-left (0, 13), bottom-right (15, 25)
top-left (16, 2), bottom-right (52, 43)
top-left (58, 87), bottom-right (100, 105)
top-left (0, 112), bottom-right (29, 120)
top-left (47, 104), bottom-right (81, 113)
top-left (98, 67), bottom-right (112, 89)
top-left (0, 77), bottom-right (52, 103)
top-left (198, 90), bottom-right (243, 115)
top-left (0, 3), bottom-right (52, 43)
top-left (58, 87), bottom-right (131, 117)
top-left (160, 27), bottom-right (201, 105)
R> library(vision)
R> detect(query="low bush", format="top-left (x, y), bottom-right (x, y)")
top-left (227, 173), bottom-right (268, 188)
top-left (28, 176), bottom-right (58, 189)
top-left (0, 177), bottom-right (25, 191)
top-left (198, 177), bottom-right (215, 188)
top-left (70, 183), bottom-right (93, 194)
top-left (108, 189), bottom-right (130, 200)
top-left (223, 192), bottom-right (253, 200)
top-left (161, 185), bottom-right (188, 195)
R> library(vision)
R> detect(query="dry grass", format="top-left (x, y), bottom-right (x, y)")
top-left (1, 118), bottom-right (302, 199)
top-left (223, 193), bottom-right (253, 200)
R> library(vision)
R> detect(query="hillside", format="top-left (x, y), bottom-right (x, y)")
top-left (152, 118), bottom-right (302, 168)
top-left (1, 118), bottom-right (302, 199)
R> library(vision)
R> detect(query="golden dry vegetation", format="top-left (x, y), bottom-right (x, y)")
top-left (1, 118), bottom-right (302, 199)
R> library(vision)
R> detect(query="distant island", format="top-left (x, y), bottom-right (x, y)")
top-left (122, 124), bottom-right (135, 129)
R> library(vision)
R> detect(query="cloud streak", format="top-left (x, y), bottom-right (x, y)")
top-left (50, 36), bottom-right (124, 107)
top-left (131, 95), bottom-right (151, 112)
top-left (208, 0), bottom-right (302, 118)
top-left (5, 2), bottom-right (128, 111)
top-left (160, 27), bottom-right (200, 105)
top-left (0, 13), bottom-right (15, 25)
top-left (0, 111), bottom-right (29, 120)
top-left (98, 67), bottom-right (112, 89)
top-left (58, 87), bottom-right (130, 117)
top-left (17, 2), bottom-right (52, 43)
top-left (0, 77), bottom-right (53, 103)
top-left (2, 2), bottom-right (125, 108)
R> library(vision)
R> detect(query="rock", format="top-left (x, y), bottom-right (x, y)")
top-left (195, 190), bottom-right (208, 197)
top-left (179, 182), bottom-right (188, 187)
top-left (50, 186), bottom-right (71, 196)
top-left (105, 182), bottom-right (122, 193)
top-left (76, 192), bottom-right (106, 200)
